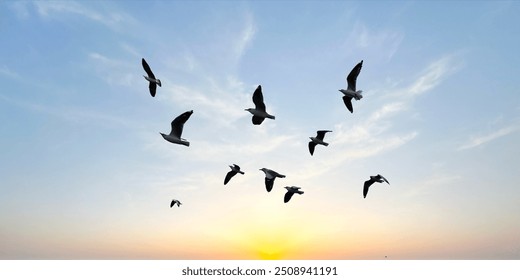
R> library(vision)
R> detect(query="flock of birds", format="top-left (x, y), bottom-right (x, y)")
top-left (141, 58), bottom-right (390, 207)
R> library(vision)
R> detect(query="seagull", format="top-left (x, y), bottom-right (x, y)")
top-left (160, 110), bottom-right (193, 146)
top-left (363, 174), bottom-right (390, 198)
top-left (339, 60), bottom-right (363, 113)
top-left (142, 58), bottom-right (161, 97)
top-left (170, 199), bottom-right (182, 208)
top-left (245, 85), bottom-right (275, 125)
top-left (309, 130), bottom-right (332, 156)
top-left (259, 168), bottom-right (285, 192)
top-left (224, 164), bottom-right (245, 185)
top-left (284, 186), bottom-right (304, 203)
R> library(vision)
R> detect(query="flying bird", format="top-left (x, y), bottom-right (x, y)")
top-left (339, 60), bottom-right (363, 113)
top-left (224, 164), bottom-right (245, 185)
top-left (284, 186), bottom-right (304, 203)
top-left (170, 199), bottom-right (182, 208)
top-left (363, 174), bottom-right (390, 198)
top-left (142, 58), bottom-right (162, 97)
top-left (309, 130), bottom-right (332, 155)
top-left (160, 110), bottom-right (193, 146)
top-left (259, 168), bottom-right (285, 192)
top-left (245, 85), bottom-right (275, 125)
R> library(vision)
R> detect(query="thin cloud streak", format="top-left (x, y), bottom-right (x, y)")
top-left (0, 65), bottom-right (22, 81)
top-left (344, 21), bottom-right (404, 60)
top-left (404, 54), bottom-right (461, 97)
top-left (233, 12), bottom-right (256, 62)
top-left (33, 1), bottom-right (136, 31)
top-left (88, 52), bottom-right (140, 88)
top-left (458, 125), bottom-right (519, 150)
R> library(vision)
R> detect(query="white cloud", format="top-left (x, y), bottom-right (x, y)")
top-left (458, 125), bottom-right (519, 150)
top-left (345, 22), bottom-right (404, 60)
top-left (88, 52), bottom-right (140, 87)
top-left (162, 79), bottom-right (252, 127)
top-left (33, 1), bottom-right (135, 31)
top-left (233, 12), bottom-right (256, 61)
top-left (0, 65), bottom-right (22, 81)
top-left (405, 55), bottom-right (460, 97)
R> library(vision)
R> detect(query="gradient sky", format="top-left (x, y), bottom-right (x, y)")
top-left (1, 1), bottom-right (519, 260)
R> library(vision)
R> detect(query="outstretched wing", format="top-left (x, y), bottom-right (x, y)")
top-left (149, 82), bottom-right (157, 97)
top-left (346, 60), bottom-right (363, 91)
top-left (316, 130), bottom-right (332, 140)
top-left (308, 141), bottom-right (316, 156)
top-left (284, 191), bottom-right (295, 203)
top-left (363, 179), bottom-right (374, 198)
top-left (265, 177), bottom-right (275, 192)
top-left (342, 96), bottom-right (354, 113)
top-left (224, 171), bottom-right (236, 185)
top-left (170, 200), bottom-right (176, 208)
top-left (252, 115), bottom-right (265, 125)
top-left (170, 110), bottom-right (193, 137)
top-left (379, 175), bottom-right (390, 185)
top-left (252, 85), bottom-right (266, 112)
top-left (142, 58), bottom-right (156, 79)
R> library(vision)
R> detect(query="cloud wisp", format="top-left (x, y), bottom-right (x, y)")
top-left (458, 125), bottom-right (519, 150)
top-left (33, 1), bottom-right (136, 31)
top-left (344, 21), bottom-right (404, 61)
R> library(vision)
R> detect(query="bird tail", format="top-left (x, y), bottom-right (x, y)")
top-left (297, 191), bottom-right (304, 195)
top-left (355, 91), bottom-right (363, 100)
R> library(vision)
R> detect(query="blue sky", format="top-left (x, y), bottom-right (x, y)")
top-left (1, 1), bottom-right (519, 259)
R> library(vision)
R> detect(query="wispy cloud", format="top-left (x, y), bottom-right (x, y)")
top-left (1, 93), bottom-right (137, 130)
top-left (233, 12), bottom-right (256, 61)
top-left (0, 65), bottom-right (22, 81)
top-left (345, 22), bottom-right (404, 61)
top-left (458, 125), bottom-right (519, 150)
top-left (88, 52), bottom-right (140, 88)
top-left (162, 78), bottom-right (251, 127)
top-left (33, 1), bottom-right (135, 31)
top-left (404, 55), bottom-right (461, 97)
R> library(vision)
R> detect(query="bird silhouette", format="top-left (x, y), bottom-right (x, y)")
top-left (224, 164), bottom-right (245, 185)
top-left (245, 85), bottom-right (275, 125)
top-left (363, 174), bottom-right (390, 198)
top-left (309, 130), bottom-right (332, 155)
top-left (170, 199), bottom-right (182, 208)
top-left (284, 186), bottom-right (304, 203)
top-left (339, 60), bottom-right (363, 113)
top-left (142, 58), bottom-right (161, 97)
top-left (160, 110), bottom-right (193, 146)
top-left (259, 168), bottom-right (285, 192)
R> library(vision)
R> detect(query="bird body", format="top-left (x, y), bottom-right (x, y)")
top-left (363, 174), bottom-right (390, 198)
top-left (224, 164), bottom-right (245, 185)
top-left (142, 58), bottom-right (161, 97)
top-left (309, 130), bottom-right (332, 155)
top-left (259, 168), bottom-right (285, 192)
top-left (170, 199), bottom-right (182, 208)
top-left (339, 60), bottom-right (363, 113)
top-left (245, 85), bottom-right (275, 125)
top-left (284, 186), bottom-right (304, 203)
top-left (161, 110), bottom-right (193, 146)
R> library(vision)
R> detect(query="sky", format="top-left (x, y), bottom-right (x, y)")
top-left (0, 1), bottom-right (519, 260)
